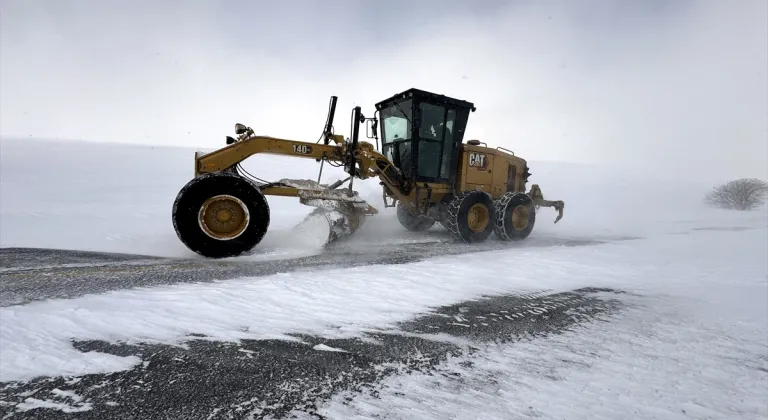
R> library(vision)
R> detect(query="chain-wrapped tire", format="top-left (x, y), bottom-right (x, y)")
top-left (172, 172), bottom-right (270, 258)
top-left (396, 201), bottom-right (435, 231)
top-left (444, 190), bottom-right (496, 243)
top-left (494, 192), bottom-right (536, 241)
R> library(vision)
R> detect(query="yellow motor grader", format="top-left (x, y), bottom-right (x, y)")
top-left (172, 88), bottom-right (564, 258)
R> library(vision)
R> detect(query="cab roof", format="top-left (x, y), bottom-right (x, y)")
top-left (374, 88), bottom-right (476, 112)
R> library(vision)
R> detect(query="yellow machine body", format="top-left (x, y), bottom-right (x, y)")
top-left (172, 89), bottom-right (564, 258)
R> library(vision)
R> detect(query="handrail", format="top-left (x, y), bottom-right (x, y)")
top-left (496, 146), bottom-right (515, 156)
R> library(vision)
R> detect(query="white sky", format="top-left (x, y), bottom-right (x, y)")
top-left (1, 0), bottom-right (766, 178)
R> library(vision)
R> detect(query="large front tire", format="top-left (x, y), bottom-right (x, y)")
top-left (494, 192), bottom-right (536, 241)
top-left (172, 172), bottom-right (270, 258)
top-left (445, 190), bottom-right (496, 243)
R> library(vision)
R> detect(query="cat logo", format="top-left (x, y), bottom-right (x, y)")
top-left (468, 152), bottom-right (488, 171)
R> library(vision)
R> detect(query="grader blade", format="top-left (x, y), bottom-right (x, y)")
top-left (279, 178), bottom-right (377, 248)
top-left (292, 207), bottom-right (365, 248)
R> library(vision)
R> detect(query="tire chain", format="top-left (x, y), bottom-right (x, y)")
top-left (443, 190), bottom-right (478, 242)
top-left (493, 192), bottom-right (530, 241)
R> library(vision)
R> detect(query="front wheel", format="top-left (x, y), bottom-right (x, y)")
top-left (172, 172), bottom-right (270, 258)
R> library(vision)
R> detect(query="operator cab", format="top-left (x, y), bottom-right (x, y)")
top-left (375, 88), bottom-right (475, 184)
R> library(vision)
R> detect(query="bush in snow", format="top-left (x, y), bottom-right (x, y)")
top-left (704, 178), bottom-right (768, 211)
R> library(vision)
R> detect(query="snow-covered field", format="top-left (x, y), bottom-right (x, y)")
top-left (1, 138), bottom-right (766, 419)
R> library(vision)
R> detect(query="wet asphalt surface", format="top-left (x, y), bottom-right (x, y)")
top-left (0, 230), bottom-right (636, 419)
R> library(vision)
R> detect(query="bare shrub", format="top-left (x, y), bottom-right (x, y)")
top-left (704, 178), bottom-right (768, 210)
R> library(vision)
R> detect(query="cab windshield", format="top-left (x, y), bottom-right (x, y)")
top-left (379, 99), bottom-right (414, 177)
top-left (380, 99), bottom-right (412, 144)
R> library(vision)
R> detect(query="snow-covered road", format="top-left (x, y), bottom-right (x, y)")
top-left (0, 232), bottom-right (631, 307)
top-left (1, 287), bottom-right (623, 419)
top-left (2, 223), bottom-right (765, 419)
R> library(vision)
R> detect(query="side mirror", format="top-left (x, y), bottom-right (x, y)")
top-left (365, 119), bottom-right (378, 139)
top-left (365, 118), bottom-right (380, 150)
top-left (235, 123), bottom-right (248, 135)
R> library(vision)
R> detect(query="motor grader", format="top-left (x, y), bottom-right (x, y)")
top-left (172, 88), bottom-right (564, 258)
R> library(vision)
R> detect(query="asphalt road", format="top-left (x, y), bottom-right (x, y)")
top-left (0, 231), bottom-right (637, 307)
top-left (0, 230), bottom-right (634, 419)
top-left (0, 287), bottom-right (625, 419)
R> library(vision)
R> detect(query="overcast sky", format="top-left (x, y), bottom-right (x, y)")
top-left (1, 0), bottom-right (766, 179)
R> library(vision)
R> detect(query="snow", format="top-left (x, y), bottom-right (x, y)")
top-left (3, 137), bottom-right (762, 257)
top-left (15, 388), bottom-right (92, 413)
top-left (311, 292), bottom-right (767, 420)
top-left (313, 344), bottom-right (349, 353)
top-left (1, 138), bottom-right (767, 417)
top-left (1, 215), bottom-right (765, 386)
top-left (0, 138), bottom-right (384, 259)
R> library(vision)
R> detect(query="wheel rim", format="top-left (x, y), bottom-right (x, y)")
top-left (198, 195), bottom-right (250, 240)
top-left (467, 203), bottom-right (489, 233)
top-left (511, 204), bottom-right (529, 231)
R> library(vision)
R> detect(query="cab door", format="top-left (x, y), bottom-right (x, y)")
top-left (415, 103), bottom-right (460, 184)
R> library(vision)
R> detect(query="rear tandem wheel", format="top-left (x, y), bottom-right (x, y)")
top-left (493, 192), bottom-right (536, 240)
top-left (444, 190), bottom-right (497, 243)
top-left (172, 172), bottom-right (270, 258)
